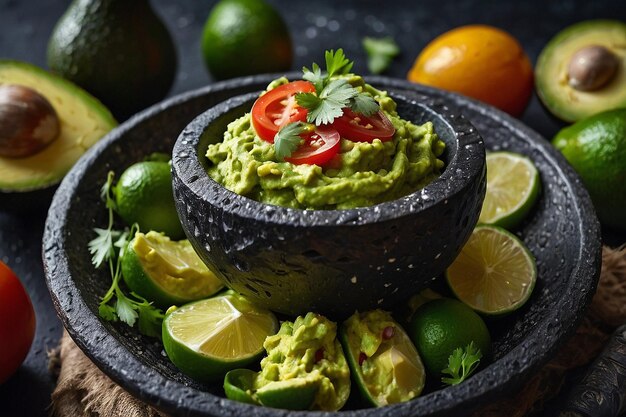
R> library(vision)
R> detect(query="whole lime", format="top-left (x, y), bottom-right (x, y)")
top-left (408, 298), bottom-right (491, 377)
top-left (201, 0), bottom-right (293, 80)
top-left (552, 108), bottom-right (626, 231)
top-left (115, 161), bottom-right (184, 239)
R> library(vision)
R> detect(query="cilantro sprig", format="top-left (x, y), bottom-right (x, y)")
top-left (296, 49), bottom-right (378, 126)
top-left (88, 171), bottom-right (164, 338)
top-left (274, 49), bottom-right (379, 158)
top-left (441, 342), bottom-right (482, 385)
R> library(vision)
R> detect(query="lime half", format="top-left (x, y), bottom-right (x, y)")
top-left (479, 151), bottom-right (540, 229)
top-left (162, 293), bottom-right (278, 383)
top-left (446, 225), bottom-right (537, 315)
top-left (122, 231), bottom-right (223, 308)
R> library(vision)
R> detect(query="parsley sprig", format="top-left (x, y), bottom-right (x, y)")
top-left (441, 342), bottom-right (483, 385)
top-left (87, 171), bottom-right (164, 338)
top-left (296, 49), bottom-right (379, 126)
top-left (274, 122), bottom-right (314, 159)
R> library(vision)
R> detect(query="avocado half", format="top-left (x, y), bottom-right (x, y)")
top-left (535, 20), bottom-right (626, 122)
top-left (0, 60), bottom-right (117, 194)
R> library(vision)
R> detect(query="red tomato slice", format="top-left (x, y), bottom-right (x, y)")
top-left (333, 109), bottom-right (396, 142)
top-left (286, 126), bottom-right (340, 166)
top-left (251, 81), bottom-right (316, 142)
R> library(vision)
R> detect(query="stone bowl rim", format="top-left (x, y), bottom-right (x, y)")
top-left (42, 73), bottom-right (602, 417)
top-left (171, 89), bottom-right (484, 226)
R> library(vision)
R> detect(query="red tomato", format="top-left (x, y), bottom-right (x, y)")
top-left (251, 81), bottom-right (316, 142)
top-left (333, 109), bottom-right (396, 142)
top-left (285, 126), bottom-right (340, 166)
top-left (0, 261), bottom-right (35, 384)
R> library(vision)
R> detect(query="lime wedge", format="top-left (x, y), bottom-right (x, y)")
top-left (340, 310), bottom-right (425, 407)
top-left (122, 231), bottom-right (223, 308)
top-left (162, 293), bottom-right (278, 383)
top-left (446, 225), bottom-right (537, 315)
top-left (479, 151), bottom-right (540, 229)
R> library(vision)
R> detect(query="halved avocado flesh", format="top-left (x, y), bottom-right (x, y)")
top-left (536, 20), bottom-right (626, 122)
top-left (0, 60), bottom-right (116, 192)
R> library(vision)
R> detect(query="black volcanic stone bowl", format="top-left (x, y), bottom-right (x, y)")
top-left (172, 92), bottom-right (486, 317)
top-left (43, 74), bottom-right (601, 417)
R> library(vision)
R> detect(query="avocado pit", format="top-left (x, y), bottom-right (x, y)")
top-left (567, 45), bottom-right (619, 92)
top-left (0, 84), bottom-right (60, 158)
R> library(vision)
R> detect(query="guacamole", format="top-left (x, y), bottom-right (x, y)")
top-left (206, 76), bottom-right (446, 210)
top-left (254, 312), bottom-right (351, 411)
top-left (341, 310), bottom-right (425, 406)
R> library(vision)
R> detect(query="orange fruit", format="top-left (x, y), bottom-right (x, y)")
top-left (408, 25), bottom-right (533, 116)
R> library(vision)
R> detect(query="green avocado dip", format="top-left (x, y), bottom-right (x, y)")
top-left (253, 312), bottom-right (351, 411)
top-left (340, 310), bottom-right (425, 406)
top-left (205, 75), bottom-right (446, 210)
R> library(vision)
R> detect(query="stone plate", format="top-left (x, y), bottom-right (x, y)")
top-left (43, 75), bottom-right (601, 417)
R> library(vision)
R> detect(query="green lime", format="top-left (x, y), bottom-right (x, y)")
top-left (223, 369), bottom-right (259, 405)
top-left (340, 310), bottom-right (425, 407)
top-left (115, 160), bottom-right (184, 239)
top-left (409, 298), bottom-right (491, 377)
top-left (446, 225), bottom-right (537, 315)
top-left (256, 379), bottom-right (318, 410)
top-left (162, 293), bottom-right (278, 383)
top-left (201, 0), bottom-right (293, 80)
top-left (478, 151), bottom-right (540, 229)
top-left (553, 108), bottom-right (626, 231)
top-left (121, 231), bottom-right (223, 308)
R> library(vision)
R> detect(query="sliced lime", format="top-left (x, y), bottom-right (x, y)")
top-left (479, 151), bottom-right (540, 229)
top-left (446, 225), bottom-right (537, 315)
top-left (122, 231), bottom-right (223, 308)
top-left (340, 310), bottom-right (425, 407)
top-left (162, 293), bottom-right (278, 383)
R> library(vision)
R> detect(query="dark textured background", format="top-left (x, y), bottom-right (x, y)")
top-left (0, 0), bottom-right (625, 416)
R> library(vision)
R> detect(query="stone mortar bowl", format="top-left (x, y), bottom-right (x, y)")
top-left (172, 91), bottom-right (486, 318)
top-left (43, 74), bottom-right (601, 417)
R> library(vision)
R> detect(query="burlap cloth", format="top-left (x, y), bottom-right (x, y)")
top-left (48, 245), bottom-right (626, 417)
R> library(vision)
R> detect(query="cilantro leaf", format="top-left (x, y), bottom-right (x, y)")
top-left (363, 36), bottom-right (400, 74)
top-left (295, 92), bottom-right (322, 111)
top-left (115, 294), bottom-right (138, 327)
top-left (274, 122), bottom-right (309, 159)
top-left (350, 93), bottom-right (379, 116)
top-left (88, 228), bottom-right (117, 268)
top-left (302, 79), bottom-right (358, 125)
top-left (441, 342), bottom-right (482, 385)
top-left (325, 49), bottom-right (354, 78)
top-left (302, 63), bottom-right (324, 92)
top-left (98, 302), bottom-right (117, 321)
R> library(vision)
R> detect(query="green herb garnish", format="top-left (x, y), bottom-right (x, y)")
top-left (363, 36), bottom-right (400, 74)
top-left (88, 171), bottom-right (164, 338)
top-left (441, 342), bottom-right (482, 385)
top-left (273, 121), bottom-right (314, 160)
top-left (296, 49), bottom-right (378, 126)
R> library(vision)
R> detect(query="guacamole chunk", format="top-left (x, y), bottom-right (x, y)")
top-left (341, 310), bottom-right (425, 406)
top-left (254, 312), bottom-right (351, 411)
top-left (206, 76), bottom-right (446, 209)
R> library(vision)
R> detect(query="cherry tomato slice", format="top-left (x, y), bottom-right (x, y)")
top-left (251, 81), bottom-right (316, 143)
top-left (285, 126), bottom-right (340, 166)
top-left (333, 109), bottom-right (396, 142)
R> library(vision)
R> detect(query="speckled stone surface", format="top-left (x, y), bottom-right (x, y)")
top-left (172, 90), bottom-right (485, 317)
top-left (43, 75), bottom-right (601, 417)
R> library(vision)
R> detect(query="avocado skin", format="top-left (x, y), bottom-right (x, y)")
top-left (47, 0), bottom-right (177, 120)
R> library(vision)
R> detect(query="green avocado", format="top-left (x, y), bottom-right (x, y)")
top-left (536, 20), bottom-right (626, 122)
top-left (0, 60), bottom-right (116, 193)
top-left (47, 0), bottom-right (177, 120)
